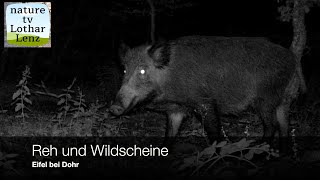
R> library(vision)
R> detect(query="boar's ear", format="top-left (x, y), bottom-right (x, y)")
top-left (119, 42), bottom-right (130, 64)
top-left (147, 42), bottom-right (170, 68)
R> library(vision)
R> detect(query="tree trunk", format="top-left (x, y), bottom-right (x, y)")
top-left (147, 0), bottom-right (156, 44)
top-left (290, 0), bottom-right (307, 93)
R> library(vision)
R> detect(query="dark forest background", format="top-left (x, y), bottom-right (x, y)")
top-left (1, 0), bottom-right (319, 105)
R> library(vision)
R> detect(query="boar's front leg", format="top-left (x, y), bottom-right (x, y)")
top-left (193, 103), bottom-right (222, 144)
top-left (162, 104), bottom-right (189, 148)
top-left (166, 104), bottom-right (188, 137)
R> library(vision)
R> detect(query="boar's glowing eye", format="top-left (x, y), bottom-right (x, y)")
top-left (124, 70), bottom-right (126, 74)
top-left (140, 69), bottom-right (145, 75)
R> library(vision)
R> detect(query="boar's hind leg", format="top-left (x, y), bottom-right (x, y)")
top-left (256, 100), bottom-right (278, 143)
top-left (203, 105), bottom-right (222, 145)
top-left (276, 103), bottom-right (290, 153)
top-left (276, 104), bottom-right (289, 138)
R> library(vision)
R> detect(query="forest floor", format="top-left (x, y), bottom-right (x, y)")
top-left (1, 81), bottom-right (320, 177)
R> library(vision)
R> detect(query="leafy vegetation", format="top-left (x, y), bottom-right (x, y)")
top-left (12, 66), bottom-right (32, 123)
top-left (176, 138), bottom-right (279, 176)
top-left (0, 151), bottom-right (19, 175)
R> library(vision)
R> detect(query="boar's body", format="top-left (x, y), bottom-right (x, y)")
top-left (110, 36), bottom-right (302, 145)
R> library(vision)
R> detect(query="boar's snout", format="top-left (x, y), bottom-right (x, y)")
top-left (109, 104), bottom-right (125, 116)
top-left (109, 85), bottom-right (139, 116)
